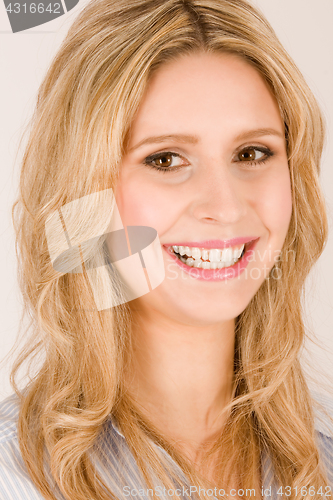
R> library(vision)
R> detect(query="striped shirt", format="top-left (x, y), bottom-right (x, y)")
top-left (0, 391), bottom-right (332, 500)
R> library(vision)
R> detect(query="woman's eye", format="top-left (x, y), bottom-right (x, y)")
top-left (144, 152), bottom-right (186, 171)
top-left (143, 147), bottom-right (274, 173)
top-left (235, 146), bottom-right (274, 164)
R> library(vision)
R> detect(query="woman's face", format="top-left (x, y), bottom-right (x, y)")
top-left (114, 52), bottom-right (292, 325)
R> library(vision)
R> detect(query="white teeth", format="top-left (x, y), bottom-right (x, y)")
top-left (222, 247), bottom-right (233, 262)
top-left (191, 247), bottom-right (201, 260)
top-left (172, 243), bottom-right (247, 269)
top-left (186, 257), bottom-right (195, 267)
top-left (208, 249), bottom-right (221, 262)
top-left (201, 249), bottom-right (209, 261)
top-left (234, 245), bottom-right (245, 259)
top-left (181, 256), bottom-right (241, 269)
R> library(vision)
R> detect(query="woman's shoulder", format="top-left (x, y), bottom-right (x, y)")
top-left (0, 393), bottom-right (22, 473)
top-left (0, 393), bottom-right (20, 444)
top-left (0, 392), bottom-right (47, 500)
top-left (311, 390), bottom-right (333, 436)
top-left (0, 392), bottom-right (148, 499)
top-left (1, 390), bottom-right (333, 497)
top-left (311, 390), bottom-right (333, 485)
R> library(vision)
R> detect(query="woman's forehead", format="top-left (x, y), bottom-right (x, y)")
top-left (128, 52), bottom-right (284, 148)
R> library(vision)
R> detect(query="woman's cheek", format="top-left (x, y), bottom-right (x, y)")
top-left (267, 170), bottom-right (292, 233)
top-left (115, 177), bottom-right (181, 231)
top-left (253, 167), bottom-right (292, 236)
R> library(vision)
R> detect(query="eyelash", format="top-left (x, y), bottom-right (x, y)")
top-left (143, 146), bottom-right (275, 173)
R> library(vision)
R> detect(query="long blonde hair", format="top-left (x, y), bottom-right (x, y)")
top-left (11, 0), bottom-right (332, 499)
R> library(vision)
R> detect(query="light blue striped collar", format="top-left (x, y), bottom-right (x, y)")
top-left (107, 391), bottom-right (333, 499)
top-left (0, 390), bottom-right (332, 500)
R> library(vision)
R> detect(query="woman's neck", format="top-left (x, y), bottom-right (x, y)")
top-left (125, 305), bottom-right (236, 455)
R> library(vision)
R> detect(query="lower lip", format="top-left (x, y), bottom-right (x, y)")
top-left (164, 239), bottom-right (259, 281)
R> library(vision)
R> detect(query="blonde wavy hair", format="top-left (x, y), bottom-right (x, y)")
top-left (10, 0), bottom-right (332, 499)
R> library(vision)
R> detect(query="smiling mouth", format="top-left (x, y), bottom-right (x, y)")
top-left (169, 243), bottom-right (248, 270)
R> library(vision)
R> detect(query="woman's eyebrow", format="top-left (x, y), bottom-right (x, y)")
top-left (234, 128), bottom-right (285, 142)
top-left (128, 128), bottom-right (284, 153)
top-left (128, 134), bottom-right (199, 152)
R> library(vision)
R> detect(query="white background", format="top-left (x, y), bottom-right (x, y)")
top-left (0, 0), bottom-right (332, 399)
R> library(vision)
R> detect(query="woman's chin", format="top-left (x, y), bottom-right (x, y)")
top-left (138, 291), bottom-right (250, 326)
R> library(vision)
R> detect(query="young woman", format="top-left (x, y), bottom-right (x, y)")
top-left (0, 0), bottom-right (332, 499)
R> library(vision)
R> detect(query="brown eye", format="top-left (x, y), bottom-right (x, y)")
top-left (144, 151), bottom-right (185, 171)
top-left (238, 148), bottom-right (258, 161)
top-left (153, 153), bottom-right (173, 168)
top-left (234, 146), bottom-right (274, 166)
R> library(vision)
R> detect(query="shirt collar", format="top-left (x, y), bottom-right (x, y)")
top-left (312, 391), bottom-right (333, 438)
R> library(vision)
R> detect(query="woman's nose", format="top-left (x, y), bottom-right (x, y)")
top-left (190, 160), bottom-right (248, 226)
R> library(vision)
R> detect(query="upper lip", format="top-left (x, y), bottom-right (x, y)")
top-left (163, 237), bottom-right (259, 250)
